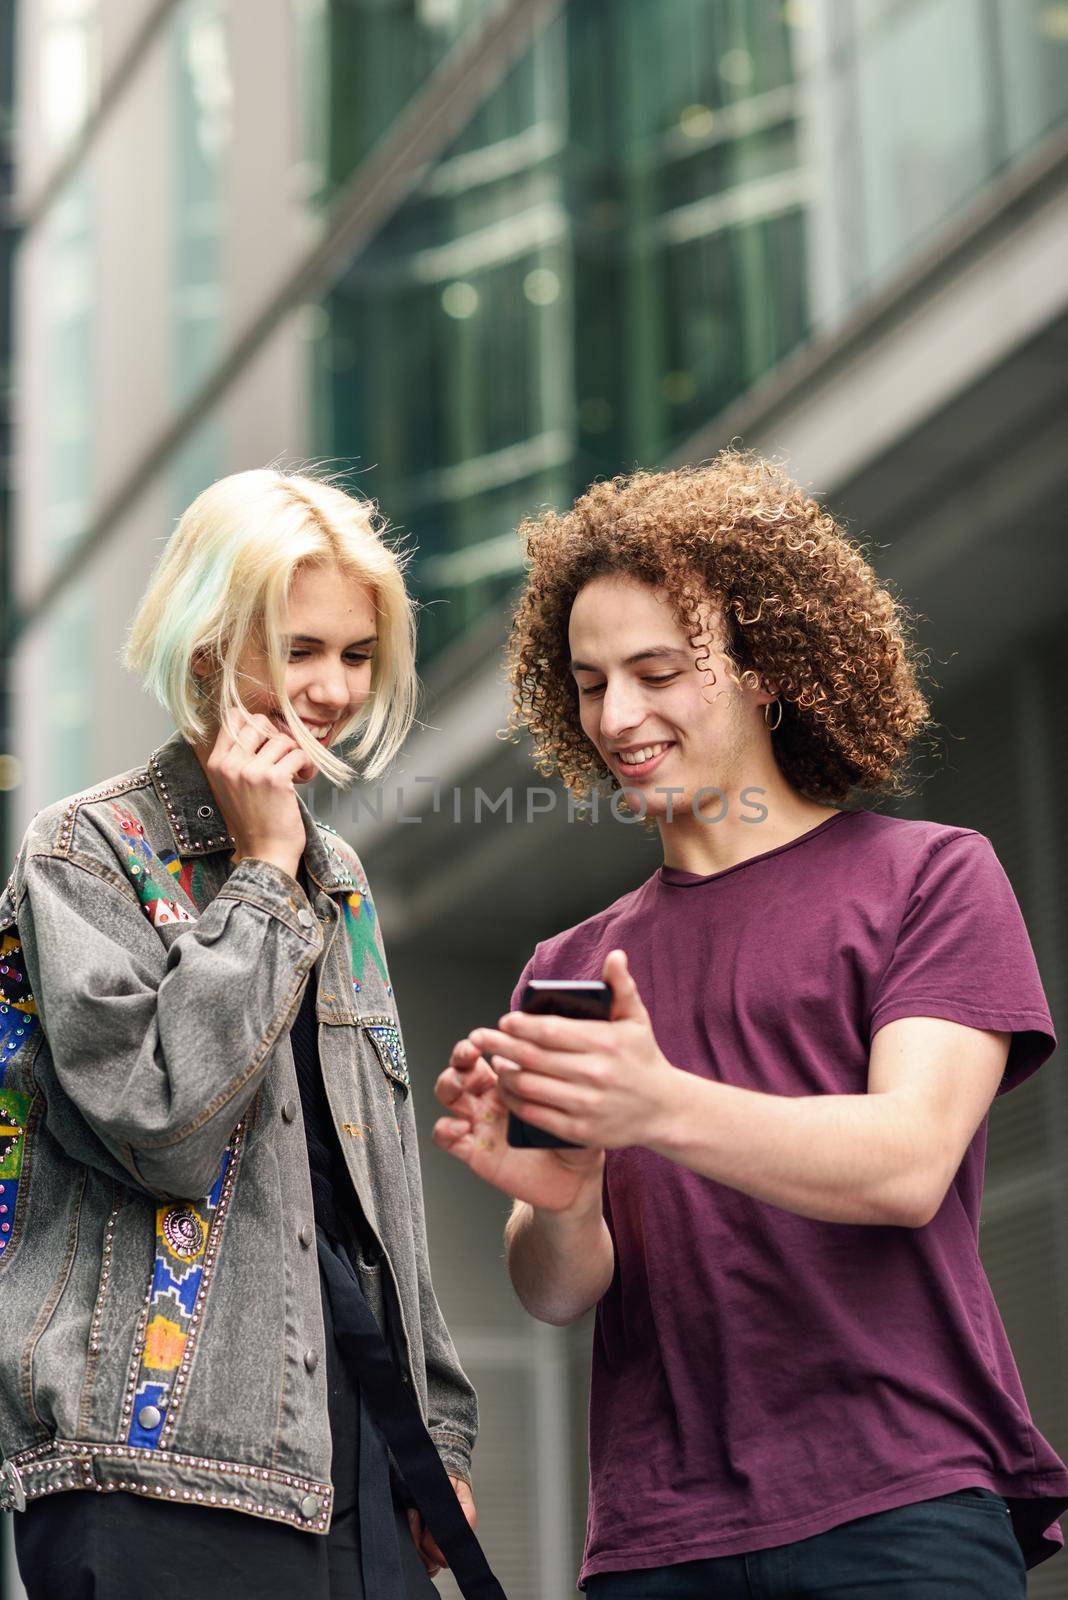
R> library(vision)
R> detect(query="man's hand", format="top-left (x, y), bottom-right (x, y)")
top-left (433, 1041), bottom-right (604, 1212)
top-left (407, 1475), bottom-right (477, 1578)
top-left (470, 950), bottom-right (678, 1151)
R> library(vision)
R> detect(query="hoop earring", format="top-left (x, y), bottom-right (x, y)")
top-left (763, 700), bottom-right (782, 731)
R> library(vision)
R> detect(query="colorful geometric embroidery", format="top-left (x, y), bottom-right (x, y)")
top-left (341, 890), bottom-right (388, 992)
top-left (127, 1150), bottom-right (231, 1449)
top-left (110, 803), bottom-right (195, 929)
top-left (0, 1087), bottom-right (32, 1255)
top-left (0, 929), bottom-right (40, 1257)
top-left (176, 859), bottom-right (207, 908)
top-left (0, 931), bottom-right (40, 1076)
top-left (365, 1022), bottom-right (410, 1095)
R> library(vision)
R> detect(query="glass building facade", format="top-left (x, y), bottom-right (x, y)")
top-left (310, 0), bottom-right (1068, 663)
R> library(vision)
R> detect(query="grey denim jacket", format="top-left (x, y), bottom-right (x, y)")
top-left (0, 732), bottom-right (476, 1532)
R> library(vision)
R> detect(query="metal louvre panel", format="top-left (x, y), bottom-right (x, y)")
top-left (915, 633), bottom-right (1068, 1513)
top-left (434, 1362), bottom-right (540, 1600)
top-left (979, 1196), bottom-right (1068, 1450)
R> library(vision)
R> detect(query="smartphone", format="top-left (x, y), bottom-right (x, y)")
top-left (506, 980), bottom-right (612, 1150)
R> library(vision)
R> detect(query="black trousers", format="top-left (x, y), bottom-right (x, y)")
top-left (14, 1259), bottom-right (437, 1600)
top-left (584, 1489), bottom-right (1027, 1600)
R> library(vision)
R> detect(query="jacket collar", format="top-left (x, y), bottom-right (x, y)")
top-left (148, 731), bottom-right (355, 895)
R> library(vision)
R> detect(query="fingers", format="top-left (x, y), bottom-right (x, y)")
top-left (603, 948), bottom-right (648, 1023)
top-left (471, 1025), bottom-right (600, 1079)
top-left (497, 1070), bottom-right (593, 1119)
top-left (495, 1012), bottom-right (615, 1054)
top-left (435, 1043), bottom-right (500, 1109)
top-left (421, 1529), bottom-right (447, 1570)
top-left (432, 1115), bottom-right (473, 1153)
top-left (406, 1510), bottom-right (442, 1578)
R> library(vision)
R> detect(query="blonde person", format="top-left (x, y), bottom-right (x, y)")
top-left (0, 471), bottom-right (505, 1600)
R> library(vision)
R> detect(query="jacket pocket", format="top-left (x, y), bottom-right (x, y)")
top-left (359, 1016), bottom-right (411, 1100)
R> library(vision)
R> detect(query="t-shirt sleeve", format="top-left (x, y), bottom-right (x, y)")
top-left (510, 953), bottom-right (537, 1014)
top-left (869, 832), bottom-right (1056, 1092)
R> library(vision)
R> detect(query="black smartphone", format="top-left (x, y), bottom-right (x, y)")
top-left (506, 980), bottom-right (613, 1150)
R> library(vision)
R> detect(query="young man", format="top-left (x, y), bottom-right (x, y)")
top-left (433, 452), bottom-right (1068, 1596)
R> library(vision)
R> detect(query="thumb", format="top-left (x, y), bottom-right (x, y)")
top-left (603, 949), bottom-right (647, 1023)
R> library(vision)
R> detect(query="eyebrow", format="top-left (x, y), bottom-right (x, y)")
top-left (570, 646), bottom-right (686, 673)
top-left (284, 634), bottom-right (379, 648)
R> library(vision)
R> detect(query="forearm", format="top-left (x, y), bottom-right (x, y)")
top-left (505, 1192), bottom-right (615, 1325)
top-left (649, 1071), bottom-right (941, 1227)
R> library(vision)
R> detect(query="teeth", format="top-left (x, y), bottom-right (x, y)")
top-left (273, 715), bottom-right (331, 737)
top-left (617, 743), bottom-right (670, 766)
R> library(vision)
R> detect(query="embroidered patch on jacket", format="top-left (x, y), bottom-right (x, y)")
top-left (364, 1022), bottom-right (410, 1096)
top-left (126, 1149), bottom-right (231, 1449)
top-left (319, 825), bottom-right (369, 896)
top-left (341, 891), bottom-right (388, 995)
top-left (0, 1087), bottom-right (32, 1256)
top-left (110, 804), bottom-right (196, 928)
top-left (0, 932), bottom-right (40, 1076)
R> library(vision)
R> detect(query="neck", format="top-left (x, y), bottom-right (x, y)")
top-left (656, 762), bottom-right (840, 877)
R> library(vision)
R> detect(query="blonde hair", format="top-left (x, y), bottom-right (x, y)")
top-left (124, 469), bottom-right (418, 784)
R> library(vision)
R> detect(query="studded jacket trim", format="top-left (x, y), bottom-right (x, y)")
top-left (5, 1438), bottom-right (334, 1532)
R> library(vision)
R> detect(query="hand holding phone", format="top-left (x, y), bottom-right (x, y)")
top-left (505, 980), bottom-right (612, 1150)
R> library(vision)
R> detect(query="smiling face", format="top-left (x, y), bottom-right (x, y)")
top-left (205, 561), bottom-right (379, 781)
top-left (568, 573), bottom-right (769, 820)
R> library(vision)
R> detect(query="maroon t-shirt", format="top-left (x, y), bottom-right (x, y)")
top-left (512, 810), bottom-right (1068, 1582)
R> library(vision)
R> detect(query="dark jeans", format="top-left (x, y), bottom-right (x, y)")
top-left (585, 1489), bottom-right (1028, 1600)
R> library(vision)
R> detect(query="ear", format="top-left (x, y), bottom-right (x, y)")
top-left (191, 646), bottom-right (216, 681)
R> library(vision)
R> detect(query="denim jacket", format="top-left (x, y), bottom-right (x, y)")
top-left (0, 732), bottom-right (476, 1531)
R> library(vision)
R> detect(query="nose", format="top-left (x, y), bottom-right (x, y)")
top-left (599, 676), bottom-right (649, 742)
top-left (306, 658), bottom-right (350, 713)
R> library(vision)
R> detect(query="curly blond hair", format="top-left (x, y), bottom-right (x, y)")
top-left (507, 450), bottom-right (933, 805)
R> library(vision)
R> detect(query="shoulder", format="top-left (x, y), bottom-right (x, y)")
top-left (840, 810), bottom-right (994, 874)
top-left (311, 818), bottom-right (370, 896)
top-left (528, 873), bottom-right (658, 975)
top-left (9, 761), bottom-right (157, 903)
top-left (834, 812), bottom-right (1015, 927)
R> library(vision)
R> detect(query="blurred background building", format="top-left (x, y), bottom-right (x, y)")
top-left (2, 1), bottom-right (1068, 1595)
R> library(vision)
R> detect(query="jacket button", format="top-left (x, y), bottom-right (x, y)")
top-left (304, 1349), bottom-right (319, 1373)
top-left (299, 1223), bottom-right (314, 1249)
top-left (297, 908), bottom-right (314, 928)
top-left (281, 1100), bottom-right (298, 1123)
top-left (138, 1404), bottom-right (162, 1430)
top-left (300, 1493), bottom-right (320, 1519)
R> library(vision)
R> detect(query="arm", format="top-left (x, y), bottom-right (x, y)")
top-left (474, 950), bottom-right (1010, 1229)
top-left (505, 1190), bottom-right (615, 1326)
top-left (643, 1014), bottom-right (1008, 1226)
top-left (17, 846), bottom-right (322, 1200)
top-left (434, 1039), bottom-right (613, 1325)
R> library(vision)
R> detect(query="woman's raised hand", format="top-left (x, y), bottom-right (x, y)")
top-left (205, 707), bottom-right (309, 881)
top-left (433, 1038), bottom-right (604, 1212)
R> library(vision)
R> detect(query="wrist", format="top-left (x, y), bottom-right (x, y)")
top-left (644, 1062), bottom-right (700, 1156)
top-left (533, 1172), bottom-right (605, 1232)
top-left (232, 850), bottom-right (303, 885)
